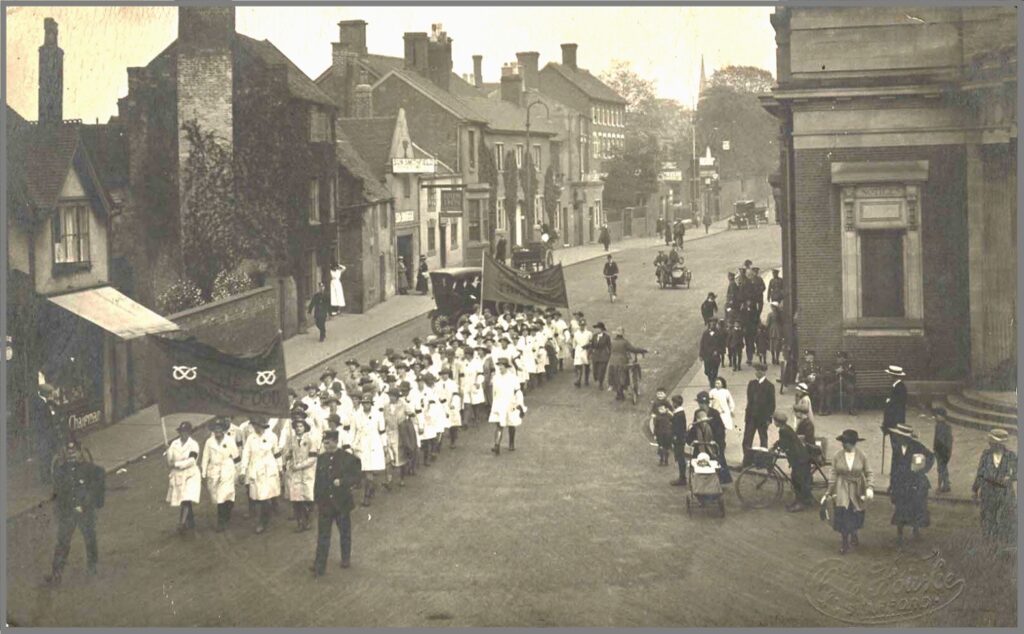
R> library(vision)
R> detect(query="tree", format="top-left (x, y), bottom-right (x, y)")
top-left (707, 65), bottom-right (774, 95)
top-left (600, 60), bottom-right (657, 114)
top-left (521, 149), bottom-right (538, 240)
top-left (696, 84), bottom-right (778, 182)
top-left (543, 165), bottom-right (560, 236)
top-left (502, 150), bottom-right (519, 244)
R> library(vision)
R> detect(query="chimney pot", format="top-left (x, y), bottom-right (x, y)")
top-left (337, 20), bottom-right (368, 56)
top-left (561, 43), bottom-right (578, 70)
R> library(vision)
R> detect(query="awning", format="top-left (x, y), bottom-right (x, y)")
top-left (47, 286), bottom-right (180, 340)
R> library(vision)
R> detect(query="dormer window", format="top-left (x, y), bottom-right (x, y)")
top-left (52, 205), bottom-right (90, 267)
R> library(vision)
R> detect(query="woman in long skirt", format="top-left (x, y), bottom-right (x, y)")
top-left (353, 394), bottom-right (387, 506)
top-left (416, 255), bottom-right (430, 294)
top-left (972, 429), bottom-right (1018, 543)
top-left (825, 429), bottom-right (875, 554)
top-left (284, 417), bottom-right (319, 531)
top-left (396, 257), bottom-right (410, 295)
top-left (329, 263), bottom-right (347, 315)
top-left (888, 424), bottom-right (934, 545)
top-left (201, 418), bottom-right (238, 532)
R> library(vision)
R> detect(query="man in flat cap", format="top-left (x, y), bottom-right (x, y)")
top-left (44, 438), bottom-right (105, 585)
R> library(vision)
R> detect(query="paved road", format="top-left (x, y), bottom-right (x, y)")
top-left (6, 226), bottom-right (1015, 627)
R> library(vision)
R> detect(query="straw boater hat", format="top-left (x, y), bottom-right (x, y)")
top-left (890, 423), bottom-right (915, 438)
top-left (795, 382), bottom-right (810, 394)
top-left (988, 429), bottom-right (1010, 445)
top-left (884, 365), bottom-right (906, 377)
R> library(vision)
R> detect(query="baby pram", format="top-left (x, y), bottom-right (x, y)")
top-left (686, 445), bottom-right (725, 518)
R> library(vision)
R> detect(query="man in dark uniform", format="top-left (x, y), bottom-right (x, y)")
top-left (771, 412), bottom-right (814, 512)
top-left (700, 293), bottom-right (718, 327)
top-left (45, 439), bottom-right (105, 585)
top-left (669, 395), bottom-right (688, 486)
top-left (740, 300), bottom-right (759, 366)
top-left (743, 362), bottom-right (776, 467)
top-left (767, 269), bottom-right (784, 303)
top-left (796, 350), bottom-right (824, 414)
top-left (881, 365), bottom-right (908, 475)
top-left (589, 322), bottom-right (612, 389)
top-left (699, 321), bottom-right (723, 389)
top-left (32, 384), bottom-right (63, 485)
top-left (312, 431), bottom-right (362, 577)
top-left (725, 272), bottom-right (740, 312)
top-left (749, 267), bottom-right (766, 319)
top-left (307, 282), bottom-right (331, 342)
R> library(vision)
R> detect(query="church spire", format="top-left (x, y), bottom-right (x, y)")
top-left (699, 54), bottom-right (707, 97)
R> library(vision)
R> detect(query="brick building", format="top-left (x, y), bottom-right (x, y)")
top-left (763, 7), bottom-right (1017, 393)
top-left (116, 7), bottom-right (355, 331)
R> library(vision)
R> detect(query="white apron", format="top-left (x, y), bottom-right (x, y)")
top-left (489, 372), bottom-right (525, 428)
top-left (285, 432), bottom-right (320, 501)
top-left (330, 268), bottom-right (346, 307)
top-left (201, 435), bottom-right (238, 504)
top-left (242, 429), bottom-right (282, 501)
top-left (354, 408), bottom-right (387, 472)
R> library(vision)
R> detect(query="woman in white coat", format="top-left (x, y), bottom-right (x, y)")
top-left (167, 421), bottom-right (202, 535)
top-left (421, 374), bottom-right (447, 462)
top-left (353, 393), bottom-right (387, 507)
top-left (201, 418), bottom-right (238, 532)
top-left (240, 417), bottom-right (281, 534)
top-left (439, 368), bottom-right (462, 449)
top-left (709, 376), bottom-right (737, 431)
top-left (461, 349), bottom-right (486, 428)
top-left (572, 321), bottom-right (593, 387)
top-left (489, 358), bottom-right (526, 455)
top-left (329, 262), bottom-right (347, 315)
top-left (284, 416), bottom-right (320, 532)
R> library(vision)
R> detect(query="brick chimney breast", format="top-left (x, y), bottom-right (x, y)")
top-left (561, 43), bottom-right (578, 70)
top-left (403, 32), bottom-right (429, 75)
top-left (338, 20), bottom-right (368, 56)
top-left (500, 72), bottom-right (523, 107)
top-left (38, 17), bottom-right (63, 124)
top-left (516, 51), bottom-right (540, 91)
top-left (178, 6), bottom-right (235, 49)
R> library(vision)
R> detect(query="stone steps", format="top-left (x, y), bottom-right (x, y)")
top-left (960, 388), bottom-right (1018, 416)
top-left (935, 389), bottom-right (1017, 433)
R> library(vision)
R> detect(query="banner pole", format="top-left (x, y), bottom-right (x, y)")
top-left (160, 416), bottom-right (169, 448)
top-left (478, 255), bottom-right (486, 317)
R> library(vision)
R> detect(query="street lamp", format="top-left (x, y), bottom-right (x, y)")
top-left (524, 99), bottom-right (550, 242)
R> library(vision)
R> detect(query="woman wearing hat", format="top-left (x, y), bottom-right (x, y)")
top-left (887, 423), bottom-right (934, 545)
top-left (396, 256), bottom-right (410, 295)
top-left (285, 416), bottom-right (320, 532)
top-left (353, 393), bottom-right (387, 506)
top-left (571, 319), bottom-right (593, 387)
top-left (606, 327), bottom-right (648, 401)
top-left (489, 358), bottom-right (525, 455)
top-left (241, 417), bottom-right (282, 534)
top-left (700, 293), bottom-right (718, 327)
top-left (201, 419), bottom-right (239, 532)
top-left (416, 255), bottom-right (430, 294)
top-left (167, 421), bottom-right (202, 534)
top-left (824, 429), bottom-right (875, 554)
top-left (972, 429), bottom-right (1018, 544)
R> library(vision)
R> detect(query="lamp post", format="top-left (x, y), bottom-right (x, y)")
top-left (524, 99), bottom-right (550, 242)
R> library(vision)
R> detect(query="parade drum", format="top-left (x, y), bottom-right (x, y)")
top-left (749, 446), bottom-right (773, 469)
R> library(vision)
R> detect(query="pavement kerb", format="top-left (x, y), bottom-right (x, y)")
top-left (664, 267), bottom-right (978, 507)
top-left (11, 227), bottom-right (736, 520)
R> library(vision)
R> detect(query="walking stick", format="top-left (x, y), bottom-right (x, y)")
top-left (880, 429), bottom-right (887, 476)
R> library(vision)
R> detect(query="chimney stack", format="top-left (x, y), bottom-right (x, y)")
top-left (38, 18), bottom-right (63, 124)
top-left (353, 69), bottom-right (373, 118)
top-left (500, 67), bottom-right (523, 107)
top-left (516, 51), bottom-right (540, 91)
top-left (178, 6), bottom-right (235, 49)
top-left (426, 24), bottom-right (453, 92)
top-left (337, 20), bottom-right (368, 56)
top-left (473, 55), bottom-right (483, 87)
top-left (403, 32), bottom-right (429, 76)
top-left (561, 43), bottom-right (578, 70)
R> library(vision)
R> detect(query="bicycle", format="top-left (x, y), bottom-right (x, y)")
top-left (734, 446), bottom-right (829, 509)
top-left (605, 275), bottom-right (618, 303)
top-left (626, 350), bottom-right (645, 405)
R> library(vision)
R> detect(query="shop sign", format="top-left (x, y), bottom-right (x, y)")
top-left (392, 158), bottom-right (436, 174)
top-left (441, 191), bottom-right (463, 211)
top-left (395, 210), bottom-right (416, 224)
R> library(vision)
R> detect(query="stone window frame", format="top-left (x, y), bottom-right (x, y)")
top-left (831, 160), bottom-right (928, 336)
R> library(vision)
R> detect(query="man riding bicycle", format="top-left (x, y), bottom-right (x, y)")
top-left (603, 254), bottom-right (619, 301)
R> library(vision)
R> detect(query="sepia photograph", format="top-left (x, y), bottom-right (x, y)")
top-left (2, 1), bottom-right (1018, 627)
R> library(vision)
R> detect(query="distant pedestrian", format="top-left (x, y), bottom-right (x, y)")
top-left (312, 431), bottom-right (362, 577)
top-left (699, 321), bottom-right (722, 389)
top-left (755, 323), bottom-right (770, 367)
top-left (32, 384), bottom-right (62, 485)
top-left (599, 225), bottom-right (611, 251)
top-left (200, 418), bottom-right (239, 532)
top-left (589, 322), bottom-right (612, 389)
top-left (489, 358), bottom-right (525, 455)
top-left (397, 257), bottom-right (410, 295)
top-left (881, 365), bottom-right (908, 474)
top-left (307, 282), bottom-right (331, 342)
top-left (166, 421), bottom-right (201, 535)
top-left (701, 293), bottom-right (718, 326)
top-left (494, 234), bottom-right (508, 264)
top-left (669, 396), bottom-right (689, 486)
top-left (652, 402), bottom-right (673, 466)
top-left (44, 438), bottom-right (104, 586)
top-left (972, 429), bottom-right (1017, 544)
top-left (931, 407), bottom-right (953, 493)
top-left (767, 269), bottom-right (784, 303)
top-left (727, 321), bottom-right (744, 372)
top-left (766, 303), bottom-right (784, 366)
top-left (742, 363), bottom-right (775, 467)
top-left (703, 212), bottom-right (712, 234)
top-left (329, 262), bottom-right (347, 316)
top-left (709, 377), bottom-right (736, 431)
top-left (416, 255), bottom-right (430, 294)
top-left (824, 429), bottom-right (875, 555)
top-left (888, 423), bottom-right (934, 545)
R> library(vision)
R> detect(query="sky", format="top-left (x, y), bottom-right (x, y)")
top-left (5, 5), bottom-right (777, 124)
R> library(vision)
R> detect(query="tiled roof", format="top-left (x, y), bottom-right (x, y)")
top-left (79, 123), bottom-right (129, 192)
top-left (335, 128), bottom-right (392, 203)
top-left (543, 62), bottom-right (627, 104)
top-left (384, 70), bottom-right (486, 123)
top-left (460, 95), bottom-right (561, 135)
top-left (338, 116), bottom-right (398, 182)
top-left (236, 35), bottom-right (337, 108)
top-left (11, 122), bottom-right (81, 211)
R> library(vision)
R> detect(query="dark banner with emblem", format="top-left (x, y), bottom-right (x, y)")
top-left (152, 333), bottom-right (289, 418)
top-left (481, 252), bottom-right (570, 309)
